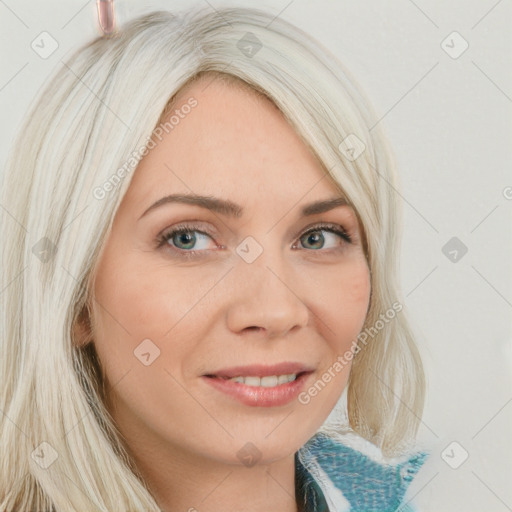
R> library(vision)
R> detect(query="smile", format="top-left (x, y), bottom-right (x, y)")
top-left (202, 371), bottom-right (313, 407)
top-left (222, 374), bottom-right (298, 386)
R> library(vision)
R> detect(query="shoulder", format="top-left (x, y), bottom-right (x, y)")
top-left (297, 431), bottom-right (430, 512)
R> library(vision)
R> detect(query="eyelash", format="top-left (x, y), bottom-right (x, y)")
top-left (155, 222), bottom-right (352, 260)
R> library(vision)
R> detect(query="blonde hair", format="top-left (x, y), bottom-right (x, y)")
top-left (0, 7), bottom-right (425, 511)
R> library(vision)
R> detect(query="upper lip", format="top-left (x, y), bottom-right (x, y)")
top-left (204, 362), bottom-right (315, 379)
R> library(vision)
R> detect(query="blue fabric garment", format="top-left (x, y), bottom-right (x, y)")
top-left (295, 432), bottom-right (429, 512)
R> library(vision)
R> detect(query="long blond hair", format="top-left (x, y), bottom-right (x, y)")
top-left (0, 7), bottom-right (425, 511)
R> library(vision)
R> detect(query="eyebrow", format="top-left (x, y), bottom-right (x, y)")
top-left (138, 193), bottom-right (349, 220)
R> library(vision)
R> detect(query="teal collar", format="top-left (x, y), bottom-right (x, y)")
top-left (295, 432), bottom-right (429, 512)
top-left (295, 449), bottom-right (330, 512)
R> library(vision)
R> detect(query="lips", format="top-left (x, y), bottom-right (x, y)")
top-left (204, 362), bottom-right (314, 379)
top-left (202, 370), bottom-right (313, 407)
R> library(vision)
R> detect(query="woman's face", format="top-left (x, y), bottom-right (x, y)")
top-left (88, 76), bottom-right (371, 467)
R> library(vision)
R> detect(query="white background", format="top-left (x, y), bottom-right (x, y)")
top-left (1, 1), bottom-right (511, 510)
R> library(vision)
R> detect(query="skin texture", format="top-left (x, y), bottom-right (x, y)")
top-left (81, 74), bottom-right (371, 512)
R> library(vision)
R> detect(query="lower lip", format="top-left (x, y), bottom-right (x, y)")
top-left (202, 372), bottom-right (312, 407)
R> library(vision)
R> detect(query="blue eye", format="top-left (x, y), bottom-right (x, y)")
top-left (163, 229), bottom-right (213, 251)
top-left (156, 223), bottom-right (217, 259)
top-left (156, 222), bottom-right (351, 259)
top-left (298, 225), bottom-right (352, 250)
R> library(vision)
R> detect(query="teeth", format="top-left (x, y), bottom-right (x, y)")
top-left (227, 374), bottom-right (298, 387)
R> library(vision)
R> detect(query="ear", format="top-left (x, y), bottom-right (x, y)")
top-left (73, 304), bottom-right (93, 348)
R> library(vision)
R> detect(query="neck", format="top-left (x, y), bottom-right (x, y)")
top-left (132, 441), bottom-right (300, 512)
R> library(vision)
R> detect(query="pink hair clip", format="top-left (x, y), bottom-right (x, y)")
top-left (97, 0), bottom-right (116, 36)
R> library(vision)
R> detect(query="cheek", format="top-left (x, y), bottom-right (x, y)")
top-left (93, 243), bottom-right (197, 334)
top-left (90, 248), bottom-right (217, 380)
top-left (345, 264), bottom-right (372, 312)
top-left (314, 257), bottom-right (371, 349)
top-left (89, 256), bottom-right (208, 422)
top-left (300, 259), bottom-right (370, 410)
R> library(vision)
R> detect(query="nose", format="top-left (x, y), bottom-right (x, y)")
top-left (225, 249), bottom-right (310, 339)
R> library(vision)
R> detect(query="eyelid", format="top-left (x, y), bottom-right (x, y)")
top-left (298, 221), bottom-right (350, 238)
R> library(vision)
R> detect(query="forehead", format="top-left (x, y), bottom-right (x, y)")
top-left (122, 76), bottom-right (343, 211)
